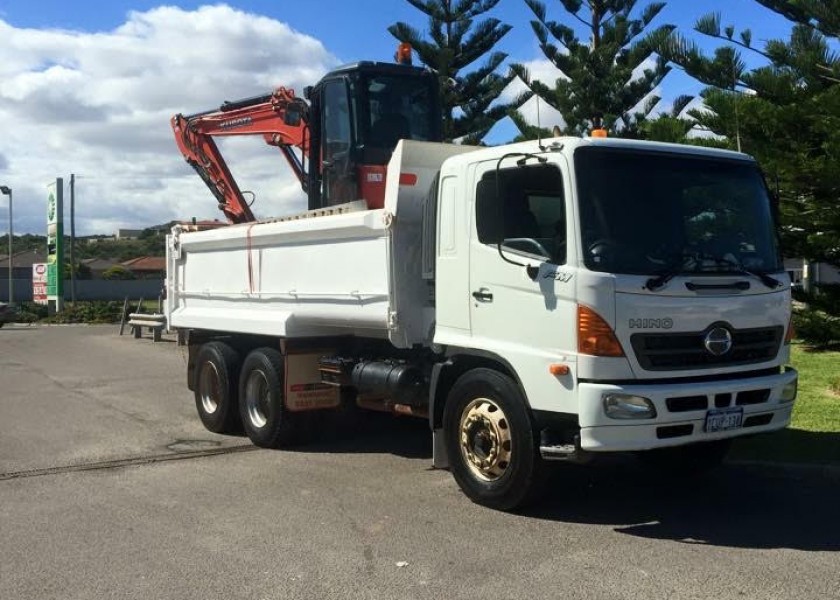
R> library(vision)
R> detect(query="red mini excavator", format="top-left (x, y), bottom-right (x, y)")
top-left (172, 49), bottom-right (442, 224)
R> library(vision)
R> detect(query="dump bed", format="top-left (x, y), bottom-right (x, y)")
top-left (165, 141), bottom-right (474, 347)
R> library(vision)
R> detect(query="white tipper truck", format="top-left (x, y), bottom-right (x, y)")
top-left (166, 137), bottom-right (798, 510)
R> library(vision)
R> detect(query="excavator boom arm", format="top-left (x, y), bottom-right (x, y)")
top-left (171, 87), bottom-right (310, 224)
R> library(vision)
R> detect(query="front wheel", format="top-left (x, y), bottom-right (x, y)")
top-left (443, 368), bottom-right (543, 511)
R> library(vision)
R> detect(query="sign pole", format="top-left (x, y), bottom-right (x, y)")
top-left (70, 174), bottom-right (76, 306)
top-left (46, 179), bottom-right (64, 314)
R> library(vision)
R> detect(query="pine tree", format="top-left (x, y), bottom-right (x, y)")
top-left (511, 0), bottom-right (675, 137)
top-left (389, 0), bottom-right (523, 144)
top-left (508, 111), bottom-right (554, 142)
top-left (637, 94), bottom-right (694, 142)
top-left (654, 7), bottom-right (840, 266)
top-left (755, 0), bottom-right (839, 37)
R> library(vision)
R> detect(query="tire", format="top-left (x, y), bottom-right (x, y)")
top-left (193, 341), bottom-right (241, 434)
top-left (238, 347), bottom-right (303, 448)
top-left (443, 368), bottom-right (544, 511)
top-left (636, 439), bottom-right (731, 476)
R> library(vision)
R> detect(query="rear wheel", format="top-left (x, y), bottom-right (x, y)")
top-left (239, 348), bottom-right (303, 448)
top-left (636, 439), bottom-right (731, 476)
top-left (443, 368), bottom-right (543, 511)
top-left (193, 341), bottom-right (241, 433)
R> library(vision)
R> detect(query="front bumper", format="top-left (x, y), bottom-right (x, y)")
top-left (577, 368), bottom-right (797, 452)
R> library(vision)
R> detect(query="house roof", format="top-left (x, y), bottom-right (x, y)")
top-left (81, 258), bottom-right (120, 271)
top-left (121, 256), bottom-right (166, 271)
top-left (1, 249), bottom-right (50, 268)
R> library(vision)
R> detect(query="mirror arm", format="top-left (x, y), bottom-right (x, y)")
top-left (496, 242), bottom-right (523, 267)
top-left (496, 243), bottom-right (540, 281)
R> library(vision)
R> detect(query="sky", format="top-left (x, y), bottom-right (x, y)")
top-left (0, 0), bottom-right (798, 235)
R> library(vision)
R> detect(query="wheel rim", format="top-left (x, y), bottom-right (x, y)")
top-left (244, 369), bottom-right (271, 429)
top-left (198, 361), bottom-right (222, 415)
top-left (459, 397), bottom-right (512, 482)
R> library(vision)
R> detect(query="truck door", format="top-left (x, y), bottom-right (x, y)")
top-left (468, 160), bottom-right (579, 415)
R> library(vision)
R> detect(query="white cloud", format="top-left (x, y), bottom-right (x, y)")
top-left (627, 85), bottom-right (664, 120)
top-left (680, 95), bottom-right (708, 118)
top-left (504, 55), bottom-right (676, 133)
top-left (681, 97), bottom-right (726, 140)
top-left (501, 59), bottom-right (567, 132)
top-left (0, 5), bottom-right (338, 235)
top-left (630, 55), bottom-right (659, 85)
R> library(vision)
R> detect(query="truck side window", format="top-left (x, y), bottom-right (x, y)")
top-left (475, 164), bottom-right (566, 264)
top-left (527, 193), bottom-right (566, 264)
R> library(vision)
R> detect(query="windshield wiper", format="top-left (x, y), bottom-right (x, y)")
top-left (696, 254), bottom-right (782, 289)
top-left (645, 251), bottom-right (782, 291)
top-left (645, 268), bottom-right (683, 291)
top-left (645, 250), bottom-right (698, 291)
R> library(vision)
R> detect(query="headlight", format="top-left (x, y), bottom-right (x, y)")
top-left (780, 379), bottom-right (798, 403)
top-left (603, 393), bottom-right (657, 419)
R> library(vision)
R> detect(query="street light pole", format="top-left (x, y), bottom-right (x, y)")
top-left (0, 186), bottom-right (11, 304)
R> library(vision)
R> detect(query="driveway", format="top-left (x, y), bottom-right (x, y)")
top-left (1, 325), bottom-right (838, 599)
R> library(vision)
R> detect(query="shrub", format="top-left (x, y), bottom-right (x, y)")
top-left (814, 283), bottom-right (840, 314)
top-left (793, 307), bottom-right (840, 348)
top-left (13, 302), bottom-right (49, 323)
top-left (41, 301), bottom-right (125, 324)
top-left (791, 286), bottom-right (810, 304)
top-left (793, 283), bottom-right (840, 315)
top-left (102, 266), bottom-right (135, 280)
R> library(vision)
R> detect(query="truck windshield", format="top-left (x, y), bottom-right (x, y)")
top-left (360, 74), bottom-right (439, 162)
top-left (574, 147), bottom-right (782, 277)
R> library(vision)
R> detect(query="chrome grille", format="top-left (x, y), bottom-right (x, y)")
top-left (631, 326), bottom-right (784, 371)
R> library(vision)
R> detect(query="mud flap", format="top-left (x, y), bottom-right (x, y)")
top-left (432, 427), bottom-right (449, 469)
top-left (284, 352), bottom-right (340, 411)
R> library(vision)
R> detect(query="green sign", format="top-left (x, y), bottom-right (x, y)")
top-left (46, 179), bottom-right (64, 302)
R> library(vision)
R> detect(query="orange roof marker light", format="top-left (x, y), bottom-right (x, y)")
top-left (590, 128), bottom-right (608, 138)
top-left (395, 42), bottom-right (413, 65)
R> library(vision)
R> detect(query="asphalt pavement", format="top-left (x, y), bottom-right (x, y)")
top-left (1, 325), bottom-right (838, 600)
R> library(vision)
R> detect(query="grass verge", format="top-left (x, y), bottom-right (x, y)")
top-left (731, 344), bottom-right (840, 465)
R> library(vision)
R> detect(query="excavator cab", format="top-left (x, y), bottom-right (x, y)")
top-left (306, 62), bottom-right (441, 210)
top-left (172, 59), bottom-right (441, 223)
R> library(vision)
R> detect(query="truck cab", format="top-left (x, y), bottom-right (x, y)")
top-left (431, 138), bottom-right (796, 468)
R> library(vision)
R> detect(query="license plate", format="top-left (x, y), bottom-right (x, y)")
top-left (704, 407), bottom-right (743, 433)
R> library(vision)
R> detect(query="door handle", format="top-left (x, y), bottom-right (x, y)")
top-left (472, 288), bottom-right (494, 302)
